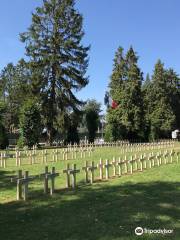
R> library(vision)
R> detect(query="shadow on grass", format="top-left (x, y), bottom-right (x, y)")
top-left (0, 181), bottom-right (180, 240)
top-left (0, 170), bottom-right (17, 190)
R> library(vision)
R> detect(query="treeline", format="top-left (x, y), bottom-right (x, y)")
top-left (105, 46), bottom-right (180, 141)
top-left (0, 0), bottom-right (179, 148)
top-left (0, 0), bottom-right (101, 148)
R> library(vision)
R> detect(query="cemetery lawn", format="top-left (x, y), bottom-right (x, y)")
top-left (0, 146), bottom-right (180, 240)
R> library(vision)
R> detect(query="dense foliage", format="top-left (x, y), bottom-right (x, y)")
top-left (20, 0), bottom-right (89, 144)
top-left (106, 47), bottom-right (144, 141)
top-left (19, 100), bottom-right (42, 148)
top-left (83, 100), bottom-right (101, 142)
top-left (0, 1), bottom-right (180, 145)
top-left (106, 47), bottom-right (180, 141)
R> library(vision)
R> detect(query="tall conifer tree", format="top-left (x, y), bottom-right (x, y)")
top-left (106, 46), bottom-right (144, 141)
top-left (20, 0), bottom-right (89, 144)
top-left (147, 60), bottom-right (175, 139)
top-left (165, 68), bottom-right (180, 129)
top-left (142, 73), bottom-right (152, 140)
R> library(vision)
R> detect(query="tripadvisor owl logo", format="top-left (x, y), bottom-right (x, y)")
top-left (134, 227), bottom-right (174, 235)
top-left (135, 227), bottom-right (144, 236)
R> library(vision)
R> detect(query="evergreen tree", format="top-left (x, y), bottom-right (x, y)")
top-left (123, 47), bottom-right (144, 139)
top-left (106, 46), bottom-right (144, 141)
top-left (147, 60), bottom-right (176, 139)
top-left (19, 100), bottom-right (42, 148)
top-left (84, 100), bottom-right (101, 143)
top-left (165, 68), bottom-right (180, 129)
top-left (142, 73), bottom-right (152, 140)
top-left (20, 0), bottom-right (89, 145)
top-left (143, 73), bottom-right (151, 89)
top-left (106, 47), bottom-right (127, 140)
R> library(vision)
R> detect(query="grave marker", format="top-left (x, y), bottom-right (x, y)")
top-left (82, 161), bottom-right (89, 183)
top-left (39, 166), bottom-right (50, 194)
top-left (1, 153), bottom-right (7, 168)
top-left (111, 157), bottom-right (117, 176)
top-left (15, 171), bottom-right (36, 201)
top-left (128, 156), bottom-right (134, 174)
top-left (46, 167), bottom-right (59, 195)
top-left (63, 164), bottom-right (71, 188)
top-left (11, 170), bottom-right (23, 200)
top-left (87, 161), bottom-right (97, 184)
top-left (97, 158), bottom-right (104, 180)
top-left (104, 160), bottom-right (112, 180)
top-left (117, 158), bottom-right (123, 176)
top-left (69, 164), bottom-right (80, 188)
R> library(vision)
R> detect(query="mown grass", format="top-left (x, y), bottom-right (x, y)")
top-left (0, 144), bottom-right (180, 240)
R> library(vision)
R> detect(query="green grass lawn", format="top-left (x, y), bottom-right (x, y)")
top-left (0, 144), bottom-right (180, 240)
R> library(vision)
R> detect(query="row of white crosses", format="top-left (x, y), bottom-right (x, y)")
top-left (119, 142), bottom-right (175, 154)
top-left (0, 148), bottom-right (14, 168)
top-left (1, 139), bottom-right (175, 168)
top-left (12, 142), bottom-right (172, 167)
top-left (64, 149), bottom-right (177, 183)
top-left (61, 147), bottom-right (93, 161)
top-left (0, 146), bottom-right (94, 168)
top-left (0, 141), bottom-right (176, 169)
top-left (11, 149), bottom-right (179, 201)
top-left (79, 140), bottom-right (129, 148)
top-left (79, 139), bottom-right (175, 149)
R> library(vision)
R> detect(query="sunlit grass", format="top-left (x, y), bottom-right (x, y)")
top-left (0, 143), bottom-right (180, 240)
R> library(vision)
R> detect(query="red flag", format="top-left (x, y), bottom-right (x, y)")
top-left (112, 100), bottom-right (118, 109)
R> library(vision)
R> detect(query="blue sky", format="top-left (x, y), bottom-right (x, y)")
top-left (0, 0), bottom-right (180, 110)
